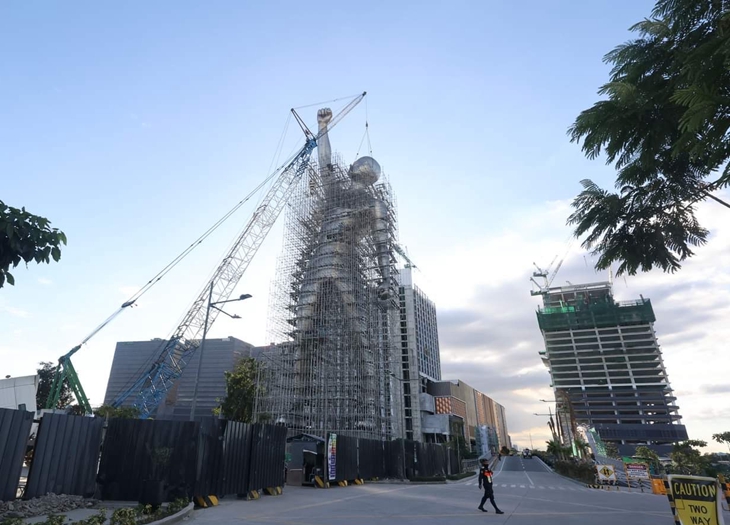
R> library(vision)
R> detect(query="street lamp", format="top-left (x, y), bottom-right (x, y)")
top-left (388, 372), bottom-right (410, 479)
top-left (189, 284), bottom-right (252, 421)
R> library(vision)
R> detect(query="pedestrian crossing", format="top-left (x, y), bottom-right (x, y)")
top-left (463, 481), bottom-right (587, 492)
top-left (462, 480), bottom-right (652, 494)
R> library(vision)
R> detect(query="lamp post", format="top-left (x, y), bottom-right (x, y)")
top-left (189, 283), bottom-right (251, 421)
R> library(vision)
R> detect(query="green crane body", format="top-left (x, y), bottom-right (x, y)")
top-left (46, 345), bottom-right (93, 414)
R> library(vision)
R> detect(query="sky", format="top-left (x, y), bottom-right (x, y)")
top-left (1, 1), bottom-right (728, 453)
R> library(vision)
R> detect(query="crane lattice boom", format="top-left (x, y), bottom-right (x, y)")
top-left (112, 93), bottom-right (366, 418)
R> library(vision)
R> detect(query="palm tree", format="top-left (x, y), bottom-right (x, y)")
top-left (568, 0), bottom-right (730, 277)
top-left (546, 439), bottom-right (567, 461)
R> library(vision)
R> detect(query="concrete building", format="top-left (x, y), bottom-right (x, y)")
top-left (420, 378), bottom-right (510, 452)
top-left (0, 375), bottom-right (38, 412)
top-left (535, 281), bottom-right (687, 456)
top-left (104, 336), bottom-right (254, 420)
top-left (397, 267), bottom-right (442, 441)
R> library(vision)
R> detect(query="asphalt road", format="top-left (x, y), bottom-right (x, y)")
top-left (187, 456), bottom-right (726, 525)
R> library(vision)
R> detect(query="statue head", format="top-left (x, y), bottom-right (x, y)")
top-left (348, 156), bottom-right (381, 185)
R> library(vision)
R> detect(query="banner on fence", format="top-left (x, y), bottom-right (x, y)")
top-left (666, 475), bottom-right (725, 525)
top-left (327, 433), bottom-right (337, 481)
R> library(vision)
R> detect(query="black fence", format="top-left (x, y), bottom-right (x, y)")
top-left (97, 418), bottom-right (199, 501)
top-left (248, 424), bottom-right (287, 491)
top-left (25, 414), bottom-right (104, 499)
top-left (12, 414), bottom-right (288, 504)
top-left (0, 408), bottom-right (33, 501)
top-left (196, 418), bottom-right (253, 497)
top-left (327, 436), bottom-right (457, 482)
top-left (4, 406), bottom-right (458, 503)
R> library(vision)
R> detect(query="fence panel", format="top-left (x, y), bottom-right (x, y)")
top-left (357, 438), bottom-right (385, 479)
top-left (97, 419), bottom-right (198, 502)
top-left (383, 440), bottom-right (404, 479)
top-left (196, 418), bottom-right (253, 497)
top-left (195, 418), bottom-right (225, 497)
top-left (220, 420), bottom-right (253, 496)
top-left (25, 414), bottom-right (104, 499)
top-left (449, 448), bottom-right (460, 475)
top-left (0, 408), bottom-right (33, 501)
top-left (247, 424), bottom-right (286, 491)
top-left (330, 434), bottom-right (357, 482)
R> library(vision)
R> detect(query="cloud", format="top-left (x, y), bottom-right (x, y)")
top-left (37, 278), bottom-right (53, 285)
top-left (426, 191), bottom-right (730, 451)
top-left (0, 305), bottom-right (30, 318)
top-left (701, 384), bottom-right (730, 395)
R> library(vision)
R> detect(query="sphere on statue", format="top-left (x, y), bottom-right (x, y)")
top-left (349, 156), bottom-right (381, 185)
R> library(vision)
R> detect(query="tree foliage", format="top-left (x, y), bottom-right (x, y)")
top-left (0, 201), bottom-right (67, 288)
top-left (634, 445), bottom-right (663, 473)
top-left (36, 361), bottom-right (72, 409)
top-left (604, 441), bottom-right (620, 459)
top-left (713, 431), bottom-right (730, 452)
top-left (568, 0), bottom-right (730, 276)
top-left (215, 357), bottom-right (261, 423)
top-left (670, 439), bottom-right (709, 475)
top-left (94, 405), bottom-right (141, 419)
top-left (546, 439), bottom-right (571, 460)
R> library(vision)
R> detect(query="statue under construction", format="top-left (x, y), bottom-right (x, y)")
top-left (256, 107), bottom-right (402, 440)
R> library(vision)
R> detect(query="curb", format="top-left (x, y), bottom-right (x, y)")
top-left (149, 502), bottom-right (194, 525)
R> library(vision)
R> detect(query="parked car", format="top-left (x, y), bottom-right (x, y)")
top-left (522, 448), bottom-right (532, 459)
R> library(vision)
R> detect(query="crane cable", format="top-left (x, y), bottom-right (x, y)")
top-left (64, 116), bottom-right (300, 360)
top-left (356, 96), bottom-right (373, 158)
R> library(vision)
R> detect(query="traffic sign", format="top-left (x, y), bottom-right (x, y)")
top-left (625, 463), bottom-right (649, 480)
top-left (665, 475), bottom-right (725, 525)
top-left (596, 464), bottom-right (617, 482)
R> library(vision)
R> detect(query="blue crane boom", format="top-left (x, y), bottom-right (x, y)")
top-left (112, 92), bottom-right (366, 418)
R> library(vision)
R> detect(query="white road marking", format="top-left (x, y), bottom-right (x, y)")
top-left (511, 484), bottom-right (516, 488)
top-left (520, 484), bottom-right (525, 488)
top-left (523, 469), bottom-right (535, 486)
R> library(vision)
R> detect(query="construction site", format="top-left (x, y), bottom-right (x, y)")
top-left (256, 107), bottom-right (403, 441)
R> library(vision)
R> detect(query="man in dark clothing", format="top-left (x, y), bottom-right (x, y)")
top-left (478, 458), bottom-right (504, 514)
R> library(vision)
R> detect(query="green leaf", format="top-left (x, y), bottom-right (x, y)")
top-left (51, 246), bottom-right (61, 262)
top-left (6, 272), bottom-right (14, 286)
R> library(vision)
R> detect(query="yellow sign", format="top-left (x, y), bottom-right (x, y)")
top-left (596, 464), bottom-right (616, 482)
top-left (667, 475), bottom-right (725, 525)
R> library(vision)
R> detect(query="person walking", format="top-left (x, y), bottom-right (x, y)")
top-left (478, 458), bottom-right (504, 514)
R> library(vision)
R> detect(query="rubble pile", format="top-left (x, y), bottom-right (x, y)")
top-left (0, 493), bottom-right (96, 519)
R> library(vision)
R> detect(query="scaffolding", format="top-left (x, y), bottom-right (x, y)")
top-left (256, 150), bottom-right (403, 441)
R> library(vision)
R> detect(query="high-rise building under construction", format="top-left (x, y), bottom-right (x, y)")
top-left (535, 281), bottom-right (687, 456)
top-left (255, 108), bottom-right (402, 440)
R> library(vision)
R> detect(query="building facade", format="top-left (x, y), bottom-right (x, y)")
top-left (420, 378), bottom-right (510, 452)
top-left (535, 281), bottom-right (687, 456)
top-left (397, 267), bottom-right (442, 441)
top-left (104, 336), bottom-right (254, 420)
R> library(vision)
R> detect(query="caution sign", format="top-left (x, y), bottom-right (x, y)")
top-left (666, 475), bottom-right (725, 525)
top-left (596, 465), bottom-right (616, 482)
top-left (626, 462), bottom-right (650, 480)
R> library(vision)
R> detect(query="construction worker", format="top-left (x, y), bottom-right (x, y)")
top-left (478, 458), bottom-right (504, 514)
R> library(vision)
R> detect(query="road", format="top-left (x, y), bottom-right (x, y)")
top-left (187, 456), bottom-right (702, 525)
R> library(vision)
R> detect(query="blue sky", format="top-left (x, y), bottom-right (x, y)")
top-left (3, 1), bottom-right (728, 451)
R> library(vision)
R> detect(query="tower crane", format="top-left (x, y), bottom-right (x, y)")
top-left (530, 238), bottom-right (576, 296)
top-left (111, 92), bottom-right (366, 418)
top-left (394, 244), bottom-right (417, 270)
